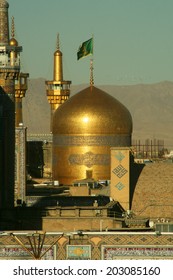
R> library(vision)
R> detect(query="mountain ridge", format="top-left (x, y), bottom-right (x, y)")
top-left (23, 79), bottom-right (173, 149)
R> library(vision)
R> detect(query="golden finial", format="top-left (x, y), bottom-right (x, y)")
top-left (56, 33), bottom-right (60, 51)
top-left (11, 16), bottom-right (15, 38)
top-left (90, 59), bottom-right (94, 89)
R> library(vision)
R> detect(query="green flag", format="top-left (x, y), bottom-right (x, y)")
top-left (77, 38), bottom-right (93, 60)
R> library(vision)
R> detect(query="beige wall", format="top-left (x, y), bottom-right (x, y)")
top-left (69, 186), bottom-right (89, 196)
top-left (110, 147), bottom-right (131, 210)
top-left (42, 217), bottom-right (122, 232)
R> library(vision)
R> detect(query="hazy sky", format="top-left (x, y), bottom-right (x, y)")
top-left (7, 0), bottom-right (173, 85)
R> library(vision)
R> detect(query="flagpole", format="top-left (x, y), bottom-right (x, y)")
top-left (92, 34), bottom-right (94, 56)
top-left (77, 36), bottom-right (94, 90)
top-left (90, 59), bottom-right (94, 91)
top-left (90, 34), bottom-right (94, 91)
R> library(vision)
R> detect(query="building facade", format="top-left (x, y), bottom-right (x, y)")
top-left (0, 231), bottom-right (173, 260)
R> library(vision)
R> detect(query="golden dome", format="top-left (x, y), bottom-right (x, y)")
top-left (9, 37), bottom-right (18, 46)
top-left (52, 86), bottom-right (132, 185)
top-left (53, 86), bottom-right (132, 135)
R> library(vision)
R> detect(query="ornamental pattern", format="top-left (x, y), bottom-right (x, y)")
top-left (54, 135), bottom-right (131, 147)
top-left (69, 152), bottom-right (109, 168)
top-left (1, 234), bottom-right (173, 259)
top-left (115, 182), bottom-right (125, 191)
top-left (112, 164), bottom-right (128, 178)
top-left (15, 128), bottom-right (26, 205)
top-left (103, 246), bottom-right (173, 260)
top-left (0, 246), bottom-right (55, 260)
top-left (67, 245), bottom-right (91, 260)
top-left (114, 151), bottom-right (125, 162)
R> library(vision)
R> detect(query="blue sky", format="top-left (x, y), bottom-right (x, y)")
top-left (7, 0), bottom-right (173, 85)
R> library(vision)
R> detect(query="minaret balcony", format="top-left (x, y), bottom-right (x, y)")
top-left (0, 60), bottom-right (20, 69)
top-left (46, 88), bottom-right (70, 96)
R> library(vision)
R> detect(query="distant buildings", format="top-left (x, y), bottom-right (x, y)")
top-left (132, 138), bottom-right (165, 160)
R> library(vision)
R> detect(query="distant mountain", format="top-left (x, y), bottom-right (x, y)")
top-left (23, 79), bottom-right (173, 149)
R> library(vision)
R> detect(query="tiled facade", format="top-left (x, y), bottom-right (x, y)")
top-left (0, 232), bottom-right (173, 260)
top-left (110, 148), bottom-right (131, 210)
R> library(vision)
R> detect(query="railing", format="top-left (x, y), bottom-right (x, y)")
top-left (0, 59), bottom-right (20, 68)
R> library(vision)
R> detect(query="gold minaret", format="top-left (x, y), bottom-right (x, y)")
top-left (0, 0), bottom-right (22, 207)
top-left (0, 0), bottom-right (9, 46)
top-left (45, 34), bottom-right (71, 129)
top-left (9, 17), bottom-right (29, 127)
top-left (0, 2), bottom-right (21, 99)
top-left (9, 16), bottom-right (29, 206)
top-left (15, 72), bottom-right (29, 126)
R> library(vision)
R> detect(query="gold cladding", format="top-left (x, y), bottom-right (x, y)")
top-left (52, 86), bottom-right (133, 185)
